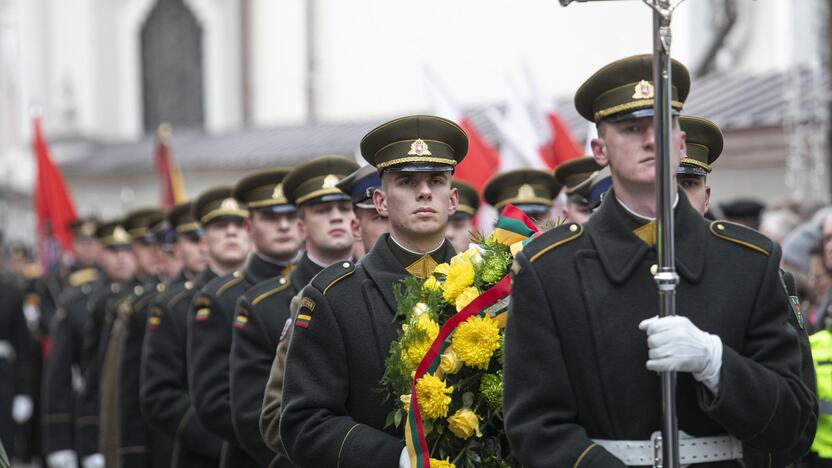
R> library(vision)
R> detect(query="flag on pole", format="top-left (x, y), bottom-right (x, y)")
top-left (32, 114), bottom-right (77, 268)
top-left (523, 67), bottom-right (583, 167)
top-left (154, 123), bottom-right (185, 208)
top-left (422, 69), bottom-right (500, 193)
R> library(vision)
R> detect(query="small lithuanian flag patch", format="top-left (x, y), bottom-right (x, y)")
top-left (148, 316), bottom-right (161, 330)
top-left (294, 313), bottom-right (312, 328)
top-left (195, 308), bottom-right (210, 322)
top-left (234, 311), bottom-right (249, 329)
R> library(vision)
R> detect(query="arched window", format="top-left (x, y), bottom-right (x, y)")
top-left (141, 0), bottom-right (204, 132)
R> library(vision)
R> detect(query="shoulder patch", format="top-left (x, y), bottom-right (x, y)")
top-left (193, 294), bottom-right (211, 308)
top-left (294, 297), bottom-right (315, 329)
top-left (311, 261), bottom-right (355, 295)
top-left (252, 277), bottom-right (291, 307)
top-left (233, 306), bottom-right (250, 329)
top-left (522, 223), bottom-right (584, 263)
top-left (148, 306), bottom-right (163, 331)
top-left (709, 220), bottom-right (771, 256)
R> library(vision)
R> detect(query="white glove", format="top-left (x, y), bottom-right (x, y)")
top-left (46, 450), bottom-right (79, 468)
top-left (639, 315), bottom-right (723, 394)
top-left (12, 394), bottom-right (33, 423)
top-left (399, 447), bottom-right (409, 468)
top-left (81, 453), bottom-right (104, 468)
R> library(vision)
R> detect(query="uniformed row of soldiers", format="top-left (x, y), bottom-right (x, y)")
top-left (2, 52), bottom-right (818, 468)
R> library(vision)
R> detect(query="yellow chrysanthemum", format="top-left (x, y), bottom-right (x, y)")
top-left (401, 314), bottom-right (440, 370)
top-left (442, 259), bottom-right (475, 303)
top-left (434, 263), bottom-right (450, 276)
top-left (451, 315), bottom-right (500, 369)
top-left (454, 286), bottom-right (479, 312)
top-left (423, 276), bottom-right (441, 291)
top-left (430, 458), bottom-right (455, 468)
top-left (415, 373), bottom-right (453, 420)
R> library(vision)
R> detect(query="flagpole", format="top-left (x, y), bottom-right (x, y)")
top-left (557, 1), bottom-right (686, 467)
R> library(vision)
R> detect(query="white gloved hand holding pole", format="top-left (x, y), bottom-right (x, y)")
top-left (639, 315), bottom-right (723, 394)
top-left (81, 453), bottom-right (104, 468)
top-left (46, 449), bottom-right (78, 468)
top-left (12, 395), bottom-right (33, 423)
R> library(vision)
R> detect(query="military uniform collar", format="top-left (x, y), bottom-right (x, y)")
top-left (386, 234), bottom-right (449, 279)
top-left (586, 189), bottom-right (705, 284)
top-left (245, 252), bottom-right (290, 285)
top-left (364, 234), bottom-right (455, 312)
top-left (291, 252), bottom-right (326, 288)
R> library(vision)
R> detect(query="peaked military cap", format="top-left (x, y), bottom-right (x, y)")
top-left (69, 217), bottom-right (99, 240)
top-left (360, 115), bottom-right (468, 172)
top-left (124, 207), bottom-right (165, 243)
top-left (283, 155), bottom-right (358, 206)
top-left (168, 201), bottom-right (202, 236)
top-left (483, 168), bottom-right (561, 214)
top-left (336, 165), bottom-right (382, 209)
top-left (192, 186), bottom-right (249, 225)
top-left (554, 157), bottom-right (603, 198)
top-left (452, 179), bottom-right (480, 219)
top-left (678, 115), bottom-right (723, 177)
top-left (575, 54), bottom-right (691, 123)
top-left (96, 220), bottom-right (132, 249)
top-left (578, 167), bottom-right (613, 209)
top-left (232, 168), bottom-right (296, 214)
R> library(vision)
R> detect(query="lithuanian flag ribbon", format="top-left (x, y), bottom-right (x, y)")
top-left (405, 204), bottom-right (537, 468)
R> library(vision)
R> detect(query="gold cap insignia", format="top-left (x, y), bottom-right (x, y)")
top-left (220, 197), bottom-right (241, 210)
top-left (517, 184), bottom-right (536, 201)
top-left (322, 174), bottom-right (339, 189)
top-left (272, 183), bottom-right (285, 200)
top-left (408, 139), bottom-right (432, 157)
top-left (80, 222), bottom-right (96, 237)
top-left (632, 80), bottom-right (655, 100)
top-left (112, 226), bottom-right (130, 243)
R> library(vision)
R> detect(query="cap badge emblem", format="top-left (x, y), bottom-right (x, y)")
top-left (112, 226), bottom-right (130, 243)
top-left (408, 139), bottom-right (432, 156)
top-left (80, 222), bottom-right (95, 237)
top-left (632, 80), bottom-right (655, 100)
top-left (220, 197), bottom-right (241, 210)
top-left (322, 174), bottom-right (339, 189)
top-left (517, 184), bottom-right (535, 201)
top-left (272, 183), bottom-right (285, 200)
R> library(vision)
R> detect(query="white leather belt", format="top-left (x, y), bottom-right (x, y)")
top-left (593, 431), bottom-right (743, 467)
top-left (0, 340), bottom-right (14, 360)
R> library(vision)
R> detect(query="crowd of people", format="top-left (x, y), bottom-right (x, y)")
top-left (0, 53), bottom-right (823, 468)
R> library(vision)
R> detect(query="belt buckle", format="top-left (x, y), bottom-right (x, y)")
top-left (650, 432), bottom-right (663, 468)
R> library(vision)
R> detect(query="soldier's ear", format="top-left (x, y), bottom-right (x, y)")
top-left (373, 188), bottom-right (388, 217)
top-left (591, 137), bottom-right (608, 167)
top-left (448, 186), bottom-right (459, 216)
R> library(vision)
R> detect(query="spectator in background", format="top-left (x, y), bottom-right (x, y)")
top-left (808, 243), bottom-right (832, 331)
top-left (719, 198), bottom-right (766, 230)
top-left (761, 208), bottom-right (801, 246)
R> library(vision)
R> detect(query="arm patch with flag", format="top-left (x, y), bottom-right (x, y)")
top-left (294, 298), bottom-right (315, 329)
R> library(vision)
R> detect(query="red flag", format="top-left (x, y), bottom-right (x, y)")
top-left (154, 123), bottom-right (185, 209)
top-left (455, 118), bottom-right (501, 193)
top-left (539, 112), bottom-right (582, 168)
top-left (32, 116), bottom-right (77, 261)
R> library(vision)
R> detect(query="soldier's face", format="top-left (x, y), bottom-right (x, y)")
top-left (203, 217), bottom-right (250, 268)
top-left (375, 172), bottom-right (458, 240)
top-left (564, 200), bottom-right (592, 224)
top-left (132, 241), bottom-right (159, 277)
top-left (176, 236), bottom-right (207, 276)
top-left (100, 247), bottom-right (135, 281)
top-left (445, 217), bottom-right (473, 253)
top-left (592, 117), bottom-right (685, 189)
top-left (678, 175), bottom-right (711, 215)
top-left (73, 238), bottom-right (100, 266)
top-left (299, 201), bottom-right (355, 256)
top-left (247, 210), bottom-right (304, 263)
top-left (354, 207), bottom-right (389, 253)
